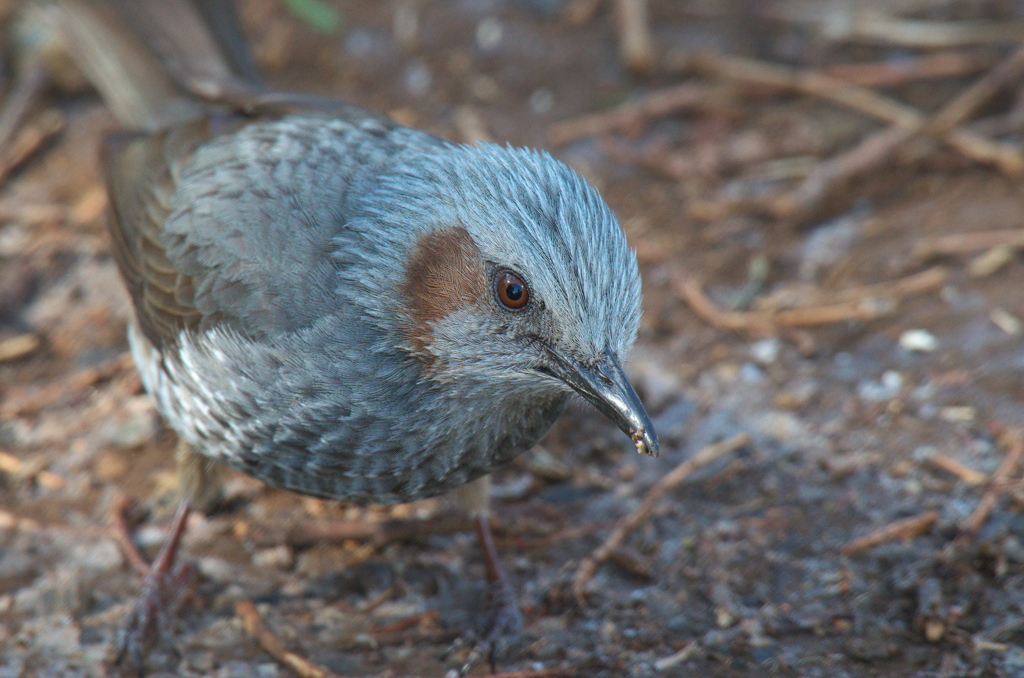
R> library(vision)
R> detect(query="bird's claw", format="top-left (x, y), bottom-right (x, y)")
top-left (112, 560), bottom-right (194, 675)
top-left (447, 578), bottom-right (524, 675)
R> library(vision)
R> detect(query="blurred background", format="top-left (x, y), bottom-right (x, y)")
top-left (1, 0), bottom-right (1024, 676)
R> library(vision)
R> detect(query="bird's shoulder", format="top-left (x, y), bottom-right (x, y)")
top-left (104, 108), bottom-right (423, 350)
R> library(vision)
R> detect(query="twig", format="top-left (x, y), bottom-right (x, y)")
top-left (773, 122), bottom-right (916, 219)
top-left (841, 511), bottom-right (939, 556)
top-left (237, 600), bottom-right (348, 678)
top-left (563, 0), bottom-right (603, 27)
top-left (0, 61), bottom-right (48, 153)
top-left (822, 52), bottom-right (992, 88)
top-left (920, 450), bottom-right (987, 486)
top-left (263, 513), bottom-right (473, 549)
top-left (573, 433), bottom-right (749, 602)
top-left (110, 494), bottom-right (152, 576)
top-left (0, 352), bottom-right (134, 418)
top-left (752, 266), bottom-right (948, 311)
top-left (930, 45), bottom-right (1024, 133)
top-left (829, 17), bottom-right (1024, 49)
top-left (0, 108), bottom-right (64, 185)
top-left (615, 0), bottom-right (654, 76)
top-left (479, 669), bottom-right (581, 678)
top-left (694, 53), bottom-right (1024, 177)
top-left (0, 333), bottom-right (40, 362)
top-left (961, 427), bottom-right (1024, 537)
top-left (653, 642), bottom-right (700, 671)
top-left (912, 229), bottom-right (1024, 260)
top-left (370, 610), bottom-right (440, 635)
top-left (547, 82), bottom-right (709, 145)
top-left (678, 267), bottom-right (948, 336)
top-left (693, 53), bottom-right (920, 126)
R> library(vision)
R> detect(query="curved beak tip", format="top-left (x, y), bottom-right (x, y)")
top-left (632, 427), bottom-right (659, 458)
top-left (544, 345), bottom-right (659, 460)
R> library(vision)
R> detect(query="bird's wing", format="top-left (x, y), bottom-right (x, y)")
top-left (104, 110), bottom-right (406, 350)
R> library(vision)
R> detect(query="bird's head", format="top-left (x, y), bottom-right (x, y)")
top-left (348, 141), bottom-right (658, 456)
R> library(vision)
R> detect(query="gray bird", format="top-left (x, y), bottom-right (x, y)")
top-left (37, 0), bottom-right (657, 671)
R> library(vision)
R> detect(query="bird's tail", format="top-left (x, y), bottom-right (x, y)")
top-left (24, 0), bottom-right (265, 130)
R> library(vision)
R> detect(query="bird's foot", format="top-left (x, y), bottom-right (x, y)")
top-left (448, 578), bottom-right (524, 676)
top-left (112, 559), bottom-right (195, 673)
top-left (110, 499), bottom-right (194, 675)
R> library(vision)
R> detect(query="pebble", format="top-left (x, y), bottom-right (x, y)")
top-left (475, 17), bottom-right (503, 51)
top-left (253, 545), bottom-right (294, 571)
top-left (198, 557), bottom-right (237, 583)
top-left (750, 337), bottom-right (781, 364)
top-left (858, 371), bottom-right (904, 401)
top-left (898, 329), bottom-right (938, 353)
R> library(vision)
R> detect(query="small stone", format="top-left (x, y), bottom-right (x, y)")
top-left (402, 60), bottom-right (431, 97)
top-left (990, 308), bottom-right (1022, 336)
top-left (528, 88), bottom-right (554, 115)
top-left (899, 329), bottom-right (938, 353)
top-left (750, 338), bottom-right (781, 364)
top-left (197, 557), bottom-right (236, 583)
top-left (475, 17), bottom-right (503, 51)
top-left (939, 406), bottom-right (976, 423)
top-left (253, 545), bottom-right (294, 571)
top-left (858, 371), bottom-right (903, 401)
top-left (967, 245), bottom-right (1014, 278)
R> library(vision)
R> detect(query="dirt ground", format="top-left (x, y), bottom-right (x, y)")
top-left (3, 0), bottom-right (1024, 676)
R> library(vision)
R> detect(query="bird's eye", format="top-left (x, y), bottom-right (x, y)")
top-left (496, 271), bottom-right (529, 310)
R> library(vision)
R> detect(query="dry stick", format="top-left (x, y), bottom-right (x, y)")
top-left (822, 51), bottom-right (993, 88)
top-left (547, 82), bottom-right (709, 145)
top-left (773, 122), bottom-right (916, 219)
top-left (0, 61), bottom-right (48, 153)
top-left (109, 494), bottom-right (153, 576)
top-left (832, 265), bottom-right (949, 302)
top-left (573, 433), bottom-right (750, 602)
top-left (0, 108), bottom-right (64, 186)
top-left (696, 53), bottom-right (1024, 176)
top-left (478, 669), bottom-right (581, 678)
top-left (615, 0), bottom-right (654, 76)
top-left (961, 427), bottom-right (1024, 537)
top-left (921, 450), bottom-right (988, 486)
top-left (834, 17), bottom-right (1024, 49)
top-left (238, 600), bottom-right (577, 678)
top-left (675, 267), bottom-right (948, 336)
top-left (912, 229), bottom-right (1024, 260)
top-left (563, 0), bottom-right (604, 27)
top-left (931, 45), bottom-right (1024, 133)
top-left (237, 600), bottom-right (349, 678)
top-left (0, 352), bottom-right (134, 418)
top-left (840, 511), bottom-right (940, 556)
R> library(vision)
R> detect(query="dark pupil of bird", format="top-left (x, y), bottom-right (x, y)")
top-left (505, 283), bottom-right (523, 301)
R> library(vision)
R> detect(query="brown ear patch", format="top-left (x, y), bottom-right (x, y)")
top-left (403, 226), bottom-right (486, 358)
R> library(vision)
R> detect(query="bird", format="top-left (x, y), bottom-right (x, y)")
top-left (34, 0), bottom-right (658, 672)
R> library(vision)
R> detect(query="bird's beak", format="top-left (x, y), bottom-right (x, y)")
top-left (544, 346), bottom-right (659, 457)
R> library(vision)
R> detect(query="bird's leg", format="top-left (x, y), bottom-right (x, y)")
top-left (451, 475), bottom-right (524, 673)
top-left (113, 498), bottom-right (195, 673)
top-left (473, 513), bottom-right (524, 655)
top-left (112, 441), bottom-right (212, 673)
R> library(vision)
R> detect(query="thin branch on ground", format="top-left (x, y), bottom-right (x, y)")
top-left (573, 433), bottom-right (750, 603)
top-left (675, 267), bottom-right (947, 336)
top-left (912, 229), bottom-right (1024, 259)
top-left (920, 449), bottom-right (988, 486)
top-left (0, 108), bottom-right (64, 186)
top-left (548, 82), bottom-right (709, 145)
top-left (961, 427), bottom-right (1024, 537)
top-left (822, 51), bottom-right (992, 88)
top-left (615, 0), bottom-right (654, 76)
top-left (930, 45), bottom-right (1024, 134)
top-left (841, 511), bottom-right (940, 556)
